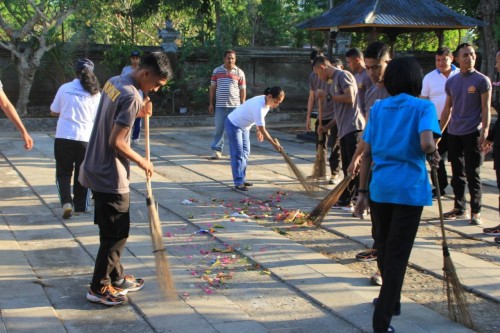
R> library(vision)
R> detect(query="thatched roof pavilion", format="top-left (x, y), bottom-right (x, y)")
top-left (296, 0), bottom-right (484, 55)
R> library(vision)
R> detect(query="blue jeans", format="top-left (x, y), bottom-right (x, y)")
top-left (211, 107), bottom-right (235, 152)
top-left (225, 118), bottom-right (250, 186)
top-left (132, 118), bottom-right (141, 140)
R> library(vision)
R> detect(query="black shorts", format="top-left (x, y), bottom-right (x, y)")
top-left (93, 191), bottom-right (130, 240)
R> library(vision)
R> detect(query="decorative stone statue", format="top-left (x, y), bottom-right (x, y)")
top-left (158, 18), bottom-right (180, 53)
top-left (336, 32), bottom-right (352, 55)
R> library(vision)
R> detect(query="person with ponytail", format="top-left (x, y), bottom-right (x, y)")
top-left (224, 86), bottom-right (284, 191)
top-left (51, 58), bottom-right (101, 218)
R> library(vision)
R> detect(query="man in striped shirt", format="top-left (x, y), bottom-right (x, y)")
top-left (209, 50), bottom-right (246, 159)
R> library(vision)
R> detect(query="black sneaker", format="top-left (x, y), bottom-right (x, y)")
top-left (443, 208), bottom-right (469, 220)
top-left (432, 192), bottom-right (445, 200)
top-left (86, 285), bottom-right (127, 306)
top-left (112, 275), bottom-right (145, 294)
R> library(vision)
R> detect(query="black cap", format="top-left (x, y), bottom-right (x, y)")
top-left (130, 50), bottom-right (140, 57)
top-left (75, 58), bottom-right (94, 72)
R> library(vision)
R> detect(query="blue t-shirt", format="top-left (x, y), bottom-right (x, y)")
top-left (363, 93), bottom-right (441, 206)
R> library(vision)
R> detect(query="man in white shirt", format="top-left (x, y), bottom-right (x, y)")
top-left (420, 47), bottom-right (460, 199)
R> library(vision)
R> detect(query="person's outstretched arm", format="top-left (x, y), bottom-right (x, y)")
top-left (0, 89), bottom-right (33, 150)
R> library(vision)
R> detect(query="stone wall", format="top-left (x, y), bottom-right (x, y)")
top-left (0, 45), bottom-right (439, 117)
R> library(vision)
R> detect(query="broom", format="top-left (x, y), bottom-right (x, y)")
top-left (310, 132), bottom-right (327, 181)
top-left (144, 115), bottom-right (176, 298)
top-left (274, 138), bottom-right (315, 194)
top-left (431, 165), bottom-right (474, 329)
top-left (308, 173), bottom-right (354, 226)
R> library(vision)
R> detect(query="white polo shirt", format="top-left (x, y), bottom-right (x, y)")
top-left (51, 79), bottom-right (101, 142)
top-left (421, 65), bottom-right (460, 120)
top-left (227, 95), bottom-right (269, 131)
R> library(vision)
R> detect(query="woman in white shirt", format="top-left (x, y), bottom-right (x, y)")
top-left (51, 58), bottom-right (101, 218)
top-left (224, 86), bottom-right (284, 191)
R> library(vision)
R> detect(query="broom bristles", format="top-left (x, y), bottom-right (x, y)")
top-left (147, 187), bottom-right (176, 298)
top-left (309, 174), bottom-right (353, 226)
top-left (310, 133), bottom-right (327, 181)
top-left (443, 256), bottom-right (475, 329)
top-left (275, 139), bottom-right (316, 193)
top-left (431, 167), bottom-right (474, 329)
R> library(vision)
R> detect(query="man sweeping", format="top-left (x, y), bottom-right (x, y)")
top-left (313, 56), bottom-right (365, 212)
top-left (79, 52), bottom-right (172, 306)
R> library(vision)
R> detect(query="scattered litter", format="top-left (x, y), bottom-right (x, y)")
top-left (200, 285), bottom-right (214, 294)
top-left (212, 246), bottom-right (234, 253)
top-left (231, 212), bottom-right (250, 218)
top-left (195, 228), bottom-right (216, 235)
top-left (272, 227), bottom-right (288, 235)
top-left (181, 199), bottom-right (193, 205)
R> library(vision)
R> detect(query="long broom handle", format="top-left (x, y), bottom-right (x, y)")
top-left (431, 166), bottom-right (451, 253)
top-left (144, 114), bottom-right (154, 199)
top-left (145, 115), bottom-right (150, 163)
top-left (274, 138), bottom-right (283, 151)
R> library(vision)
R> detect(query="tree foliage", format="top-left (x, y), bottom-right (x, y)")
top-left (0, 0), bottom-right (80, 115)
top-left (0, 0), bottom-right (498, 112)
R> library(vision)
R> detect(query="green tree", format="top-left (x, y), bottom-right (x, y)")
top-left (0, 0), bottom-right (82, 115)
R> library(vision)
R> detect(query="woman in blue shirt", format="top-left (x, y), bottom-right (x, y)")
top-left (355, 57), bottom-right (441, 333)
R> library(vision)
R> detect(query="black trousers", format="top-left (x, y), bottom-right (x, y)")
top-left (338, 130), bottom-right (362, 205)
top-left (54, 138), bottom-right (89, 212)
top-left (493, 146), bottom-right (500, 214)
top-left (431, 125), bottom-right (449, 196)
top-left (90, 192), bottom-right (130, 291)
top-left (447, 131), bottom-right (482, 214)
top-left (370, 200), bottom-right (422, 332)
top-left (314, 119), bottom-right (341, 176)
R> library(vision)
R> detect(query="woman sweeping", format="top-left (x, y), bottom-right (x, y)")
top-left (225, 86), bottom-right (284, 191)
top-left (354, 57), bottom-right (440, 333)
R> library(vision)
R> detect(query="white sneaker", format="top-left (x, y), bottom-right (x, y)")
top-left (329, 175), bottom-right (340, 185)
top-left (341, 205), bottom-right (354, 213)
top-left (62, 203), bottom-right (73, 219)
top-left (352, 210), bottom-right (367, 218)
top-left (210, 151), bottom-right (222, 159)
top-left (131, 139), bottom-right (139, 146)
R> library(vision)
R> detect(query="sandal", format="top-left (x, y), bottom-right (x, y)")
top-left (355, 248), bottom-right (377, 262)
top-left (483, 224), bottom-right (500, 236)
top-left (235, 185), bottom-right (248, 191)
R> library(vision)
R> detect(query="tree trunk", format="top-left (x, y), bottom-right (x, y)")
top-left (477, 0), bottom-right (499, 79)
top-left (12, 43), bottom-right (49, 116)
top-left (15, 66), bottom-right (36, 117)
top-left (0, 3), bottom-right (75, 116)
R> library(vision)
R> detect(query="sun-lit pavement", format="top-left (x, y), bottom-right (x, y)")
top-left (1, 125), bottom-right (497, 333)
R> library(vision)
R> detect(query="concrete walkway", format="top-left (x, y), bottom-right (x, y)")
top-left (0, 126), bottom-right (497, 333)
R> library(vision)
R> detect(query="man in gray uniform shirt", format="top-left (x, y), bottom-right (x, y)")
top-left (80, 52), bottom-right (172, 306)
top-left (440, 43), bottom-right (492, 226)
top-left (346, 47), bottom-right (373, 117)
top-left (348, 41), bottom-right (391, 286)
top-left (313, 56), bottom-right (365, 211)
